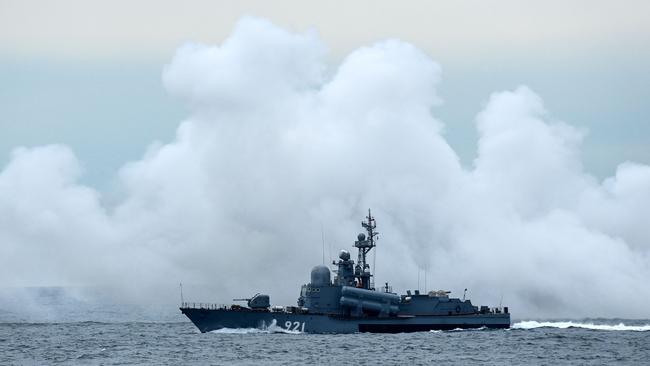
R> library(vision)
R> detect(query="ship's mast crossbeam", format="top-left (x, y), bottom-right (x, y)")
top-left (354, 209), bottom-right (378, 290)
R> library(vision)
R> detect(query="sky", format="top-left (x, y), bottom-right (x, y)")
top-left (1, 1), bottom-right (649, 319)
top-left (2, 0), bottom-right (649, 183)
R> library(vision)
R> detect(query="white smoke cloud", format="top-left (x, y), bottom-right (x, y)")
top-left (1, 17), bottom-right (648, 319)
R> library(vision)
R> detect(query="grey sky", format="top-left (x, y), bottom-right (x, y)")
top-left (1, 0), bottom-right (649, 184)
top-left (2, 0), bottom-right (649, 58)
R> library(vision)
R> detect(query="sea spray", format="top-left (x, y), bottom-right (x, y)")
top-left (513, 320), bottom-right (650, 331)
top-left (209, 319), bottom-right (303, 334)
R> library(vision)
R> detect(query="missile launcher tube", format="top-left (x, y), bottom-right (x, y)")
top-left (341, 286), bottom-right (400, 303)
top-left (339, 286), bottom-right (401, 314)
top-left (339, 296), bottom-right (400, 314)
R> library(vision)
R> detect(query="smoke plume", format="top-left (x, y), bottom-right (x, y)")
top-left (1, 17), bottom-right (649, 319)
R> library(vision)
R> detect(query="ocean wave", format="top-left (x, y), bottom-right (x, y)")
top-left (209, 319), bottom-right (302, 334)
top-left (513, 320), bottom-right (650, 331)
top-left (210, 327), bottom-right (268, 334)
top-left (448, 326), bottom-right (488, 332)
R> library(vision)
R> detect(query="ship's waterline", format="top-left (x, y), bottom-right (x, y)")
top-left (180, 210), bottom-right (510, 333)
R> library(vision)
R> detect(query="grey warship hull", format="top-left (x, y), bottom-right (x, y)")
top-left (180, 210), bottom-right (511, 334)
top-left (180, 306), bottom-right (510, 333)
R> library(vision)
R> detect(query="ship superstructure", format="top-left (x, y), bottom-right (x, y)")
top-left (180, 210), bottom-right (510, 333)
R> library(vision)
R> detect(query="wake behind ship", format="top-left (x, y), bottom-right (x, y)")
top-left (180, 210), bottom-right (510, 333)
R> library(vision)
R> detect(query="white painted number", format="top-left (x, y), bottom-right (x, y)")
top-left (284, 321), bottom-right (306, 332)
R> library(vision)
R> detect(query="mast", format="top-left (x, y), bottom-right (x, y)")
top-left (354, 209), bottom-right (378, 290)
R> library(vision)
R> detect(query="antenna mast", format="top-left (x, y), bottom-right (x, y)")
top-left (321, 223), bottom-right (325, 265)
top-left (354, 208), bottom-right (378, 290)
top-left (179, 283), bottom-right (184, 306)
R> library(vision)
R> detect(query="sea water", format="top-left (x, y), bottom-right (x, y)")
top-left (2, 319), bottom-right (650, 365)
top-left (1, 289), bottom-right (648, 365)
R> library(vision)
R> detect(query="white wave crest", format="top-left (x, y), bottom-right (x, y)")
top-left (210, 327), bottom-right (267, 334)
top-left (209, 319), bottom-right (302, 334)
top-left (429, 327), bottom-right (487, 333)
top-left (513, 320), bottom-right (650, 331)
top-left (264, 319), bottom-right (303, 334)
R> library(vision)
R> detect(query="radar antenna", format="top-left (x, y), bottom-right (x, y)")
top-left (354, 209), bottom-right (378, 290)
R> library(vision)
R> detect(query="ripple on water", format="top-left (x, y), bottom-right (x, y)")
top-left (0, 321), bottom-right (649, 365)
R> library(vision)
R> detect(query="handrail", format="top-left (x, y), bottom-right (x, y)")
top-left (180, 302), bottom-right (230, 310)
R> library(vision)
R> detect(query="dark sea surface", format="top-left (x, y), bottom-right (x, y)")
top-left (0, 288), bottom-right (649, 365)
top-left (2, 320), bottom-right (650, 365)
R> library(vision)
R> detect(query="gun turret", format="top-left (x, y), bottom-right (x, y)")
top-left (233, 293), bottom-right (270, 309)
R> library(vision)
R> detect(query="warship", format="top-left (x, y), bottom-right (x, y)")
top-left (180, 210), bottom-right (510, 333)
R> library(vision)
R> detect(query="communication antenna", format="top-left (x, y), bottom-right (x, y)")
top-left (321, 223), bottom-right (325, 265)
top-left (355, 209), bottom-right (378, 290)
top-left (463, 288), bottom-right (467, 301)
top-left (424, 265), bottom-right (427, 293)
top-left (328, 231), bottom-right (332, 266)
top-left (417, 268), bottom-right (420, 292)
top-left (372, 245), bottom-right (376, 289)
top-left (179, 283), bottom-right (184, 305)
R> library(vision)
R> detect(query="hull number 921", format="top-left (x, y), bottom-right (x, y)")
top-left (284, 321), bottom-right (305, 332)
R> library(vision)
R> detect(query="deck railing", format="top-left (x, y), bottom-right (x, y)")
top-left (180, 302), bottom-right (229, 310)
